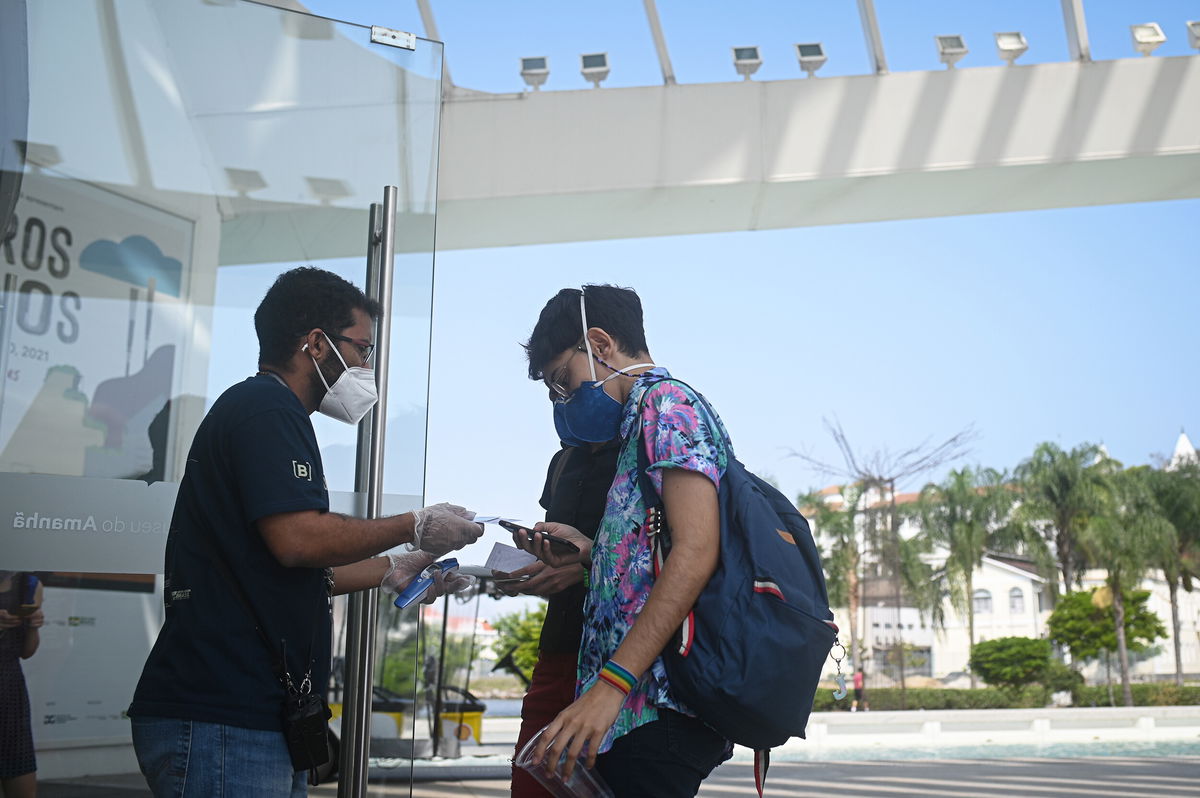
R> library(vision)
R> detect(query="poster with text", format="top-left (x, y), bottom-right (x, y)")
top-left (1, 172), bottom-right (196, 481)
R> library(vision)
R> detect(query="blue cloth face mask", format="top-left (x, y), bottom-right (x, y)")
top-left (551, 290), bottom-right (654, 447)
top-left (553, 376), bottom-right (627, 446)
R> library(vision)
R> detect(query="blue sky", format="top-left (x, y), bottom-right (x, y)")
top-left (408, 195), bottom-right (1200, 625)
top-left (424, 201), bottom-right (1199, 505)
top-left (281, 2), bottom-right (1199, 616)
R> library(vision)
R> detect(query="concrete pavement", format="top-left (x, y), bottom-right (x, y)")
top-left (305, 756), bottom-right (1200, 797)
top-left (39, 754), bottom-right (1200, 797)
top-left (40, 707), bottom-right (1200, 796)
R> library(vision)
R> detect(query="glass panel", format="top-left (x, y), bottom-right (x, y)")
top-left (1, 0), bottom-right (441, 793)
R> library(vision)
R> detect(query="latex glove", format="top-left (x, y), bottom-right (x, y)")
top-left (380, 551), bottom-right (437, 594)
top-left (410, 503), bottom-right (482, 556)
top-left (420, 567), bottom-right (478, 604)
top-left (380, 553), bottom-right (478, 603)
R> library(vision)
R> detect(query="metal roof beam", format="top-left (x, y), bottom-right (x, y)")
top-left (856, 0), bottom-right (888, 75)
top-left (436, 57), bottom-right (1200, 250)
top-left (1061, 0), bottom-right (1092, 63)
top-left (643, 0), bottom-right (677, 86)
top-left (416, 0), bottom-right (453, 86)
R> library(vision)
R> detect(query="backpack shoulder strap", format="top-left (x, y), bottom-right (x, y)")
top-left (631, 376), bottom-right (718, 503)
top-left (754, 749), bottom-right (770, 798)
top-left (630, 375), bottom-right (675, 506)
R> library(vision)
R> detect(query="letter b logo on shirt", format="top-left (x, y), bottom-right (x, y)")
top-left (293, 461), bottom-right (312, 481)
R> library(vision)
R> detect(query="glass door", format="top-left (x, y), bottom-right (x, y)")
top-left (1, 0), bottom-right (442, 793)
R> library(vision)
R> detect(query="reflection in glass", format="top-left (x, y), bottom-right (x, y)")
top-left (2, 0), bottom-right (443, 790)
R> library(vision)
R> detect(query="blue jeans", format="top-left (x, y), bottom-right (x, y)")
top-left (131, 716), bottom-right (307, 798)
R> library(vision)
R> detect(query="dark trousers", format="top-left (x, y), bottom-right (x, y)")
top-left (512, 651), bottom-right (579, 798)
top-left (595, 709), bottom-right (729, 798)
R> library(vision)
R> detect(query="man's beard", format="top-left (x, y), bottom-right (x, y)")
top-left (312, 350), bottom-right (343, 396)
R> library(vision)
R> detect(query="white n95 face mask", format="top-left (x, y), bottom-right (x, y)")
top-left (310, 332), bottom-right (378, 425)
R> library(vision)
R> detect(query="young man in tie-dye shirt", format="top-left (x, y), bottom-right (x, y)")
top-left (513, 284), bottom-right (732, 798)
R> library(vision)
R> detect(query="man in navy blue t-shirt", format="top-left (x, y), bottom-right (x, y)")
top-left (128, 268), bottom-right (482, 797)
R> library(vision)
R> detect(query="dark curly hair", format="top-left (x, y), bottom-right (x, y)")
top-left (255, 267), bottom-right (381, 367)
top-left (523, 284), bottom-right (649, 381)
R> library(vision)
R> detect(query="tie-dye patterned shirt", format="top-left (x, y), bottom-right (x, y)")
top-left (577, 367), bottom-right (732, 752)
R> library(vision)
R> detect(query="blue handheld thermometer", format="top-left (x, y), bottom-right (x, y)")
top-left (393, 558), bottom-right (459, 609)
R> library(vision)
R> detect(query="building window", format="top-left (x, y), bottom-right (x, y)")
top-left (973, 589), bottom-right (993, 615)
top-left (1009, 587), bottom-right (1025, 615)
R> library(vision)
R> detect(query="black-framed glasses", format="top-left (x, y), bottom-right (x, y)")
top-left (327, 333), bottom-right (375, 363)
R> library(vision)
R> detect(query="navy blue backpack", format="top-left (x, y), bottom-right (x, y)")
top-left (634, 380), bottom-right (837, 792)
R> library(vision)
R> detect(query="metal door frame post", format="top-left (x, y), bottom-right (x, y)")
top-left (338, 186), bottom-right (399, 798)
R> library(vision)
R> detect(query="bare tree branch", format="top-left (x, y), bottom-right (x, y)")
top-left (787, 419), bottom-right (978, 489)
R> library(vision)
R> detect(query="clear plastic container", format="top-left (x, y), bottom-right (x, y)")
top-left (513, 728), bottom-right (615, 798)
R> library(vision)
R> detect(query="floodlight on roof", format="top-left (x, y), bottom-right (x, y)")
top-left (520, 56), bottom-right (549, 91)
top-left (305, 177), bottom-right (352, 205)
top-left (15, 140), bottom-right (62, 169)
top-left (935, 35), bottom-right (968, 69)
top-left (1185, 20), bottom-right (1200, 50)
top-left (580, 53), bottom-right (610, 88)
top-left (225, 168), bottom-right (267, 196)
top-left (1130, 23), bottom-right (1166, 56)
top-left (994, 31), bottom-right (1028, 65)
top-left (795, 43), bottom-right (827, 77)
top-left (732, 46), bottom-right (761, 80)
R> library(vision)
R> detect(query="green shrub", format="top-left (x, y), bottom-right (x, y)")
top-left (813, 685), bottom-right (1049, 712)
top-left (969, 637), bottom-right (1051, 691)
top-left (1073, 683), bottom-right (1200, 707)
top-left (812, 688), bottom-right (839, 713)
top-left (1044, 661), bottom-right (1084, 694)
top-left (814, 680), bottom-right (1200, 712)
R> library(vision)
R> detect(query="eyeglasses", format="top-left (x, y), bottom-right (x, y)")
top-left (545, 346), bottom-right (586, 402)
top-left (327, 333), bottom-right (375, 363)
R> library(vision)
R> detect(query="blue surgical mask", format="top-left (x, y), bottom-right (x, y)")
top-left (551, 289), bottom-right (654, 446)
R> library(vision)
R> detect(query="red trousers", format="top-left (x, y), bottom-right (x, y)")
top-left (511, 651), bottom-right (579, 798)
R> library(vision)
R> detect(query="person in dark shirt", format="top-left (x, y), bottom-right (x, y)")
top-left (504, 441), bottom-right (618, 798)
top-left (128, 267), bottom-right (482, 797)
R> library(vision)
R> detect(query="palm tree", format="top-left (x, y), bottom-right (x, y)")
top-left (917, 467), bottom-right (1011, 686)
top-left (1080, 464), bottom-right (1176, 706)
top-left (1014, 442), bottom-right (1108, 593)
top-left (1145, 464), bottom-right (1200, 686)
top-left (802, 484), bottom-right (867, 671)
top-left (895, 520), bottom-right (945, 632)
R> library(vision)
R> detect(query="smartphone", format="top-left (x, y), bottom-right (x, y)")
top-left (498, 519), bottom-right (580, 553)
top-left (493, 574), bottom-right (533, 584)
top-left (12, 604), bottom-right (38, 618)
